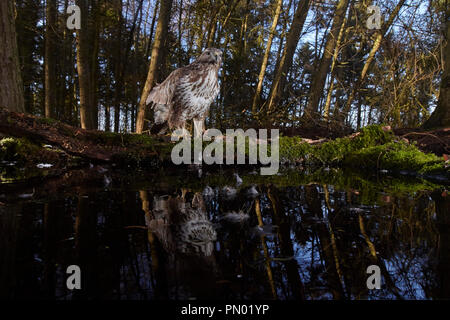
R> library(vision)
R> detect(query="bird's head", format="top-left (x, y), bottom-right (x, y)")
top-left (197, 48), bottom-right (223, 66)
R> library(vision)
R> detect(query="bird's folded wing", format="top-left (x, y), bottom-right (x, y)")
top-left (146, 68), bottom-right (183, 106)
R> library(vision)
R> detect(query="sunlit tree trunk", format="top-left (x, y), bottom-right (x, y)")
top-left (267, 0), bottom-right (312, 117)
top-left (75, 0), bottom-right (95, 129)
top-left (251, 0), bottom-right (283, 117)
top-left (206, 2), bottom-right (223, 48)
top-left (145, 0), bottom-right (159, 60)
top-left (340, 0), bottom-right (406, 122)
top-left (0, 0), bottom-right (25, 113)
top-left (304, 0), bottom-right (350, 122)
top-left (136, 0), bottom-right (173, 133)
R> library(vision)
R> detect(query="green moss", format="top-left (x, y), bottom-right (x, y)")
top-left (278, 125), bottom-right (392, 163)
top-left (275, 124), bottom-right (447, 177)
top-left (38, 117), bottom-right (58, 126)
top-left (0, 137), bottom-right (51, 183)
top-left (94, 131), bottom-right (162, 148)
top-left (344, 141), bottom-right (446, 174)
top-left (279, 136), bottom-right (312, 162)
top-left (0, 137), bottom-right (41, 163)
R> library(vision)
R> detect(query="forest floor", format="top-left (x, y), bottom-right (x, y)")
top-left (0, 108), bottom-right (449, 186)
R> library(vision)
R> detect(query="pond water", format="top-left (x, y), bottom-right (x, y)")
top-left (0, 167), bottom-right (449, 300)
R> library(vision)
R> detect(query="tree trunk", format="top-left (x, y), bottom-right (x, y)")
top-left (206, 2), bottom-right (223, 48)
top-left (135, 0), bottom-right (173, 134)
top-left (423, 3), bottom-right (450, 128)
top-left (89, 0), bottom-right (101, 130)
top-left (75, 0), bottom-right (95, 129)
top-left (45, 0), bottom-right (58, 118)
top-left (15, 0), bottom-right (39, 114)
top-left (0, 0), bottom-right (25, 113)
top-left (266, 0), bottom-right (312, 116)
top-left (251, 0), bottom-right (283, 116)
top-left (145, 0), bottom-right (159, 60)
top-left (341, 0), bottom-right (406, 121)
top-left (304, 0), bottom-right (349, 121)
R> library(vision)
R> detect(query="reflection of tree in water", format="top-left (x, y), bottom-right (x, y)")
top-left (1, 176), bottom-right (449, 300)
top-left (271, 184), bottom-right (449, 300)
top-left (140, 183), bottom-right (450, 300)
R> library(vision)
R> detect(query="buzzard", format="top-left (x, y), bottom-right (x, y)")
top-left (146, 48), bottom-right (223, 136)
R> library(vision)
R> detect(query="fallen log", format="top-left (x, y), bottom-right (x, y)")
top-left (0, 108), bottom-right (448, 185)
top-left (0, 107), bottom-right (164, 163)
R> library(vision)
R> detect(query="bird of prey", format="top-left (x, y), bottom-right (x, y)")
top-left (146, 48), bottom-right (223, 136)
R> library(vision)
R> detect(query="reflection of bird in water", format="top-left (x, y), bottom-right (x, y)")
top-left (145, 190), bottom-right (219, 299)
top-left (221, 186), bottom-right (237, 200)
top-left (149, 192), bottom-right (217, 256)
top-left (221, 211), bottom-right (250, 223)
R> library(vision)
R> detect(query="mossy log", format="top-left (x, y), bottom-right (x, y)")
top-left (0, 108), bottom-right (448, 184)
top-left (0, 107), bottom-right (170, 164)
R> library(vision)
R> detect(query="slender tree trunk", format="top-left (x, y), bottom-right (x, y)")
top-left (323, 0), bottom-right (355, 120)
top-left (177, 0), bottom-right (183, 66)
top-left (136, 0), bottom-right (173, 133)
top-left (113, 0), bottom-right (124, 132)
top-left (0, 0), bottom-right (25, 113)
top-left (145, 0), bottom-right (159, 60)
top-left (266, 0), bottom-right (312, 116)
top-left (113, 0), bottom-right (143, 133)
top-left (45, 0), bottom-right (58, 118)
top-left (206, 2), bottom-right (224, 48)
top-left (16, 0), bottom-right (39, 114)
top-left (89, 0), bottom-right (101, 129)
top-left (341, 0), bottom-right (406, 120)
top-left (423, 2), bottom-right (449, 128)
top-left (251, 0), bottom-right (283, 116)
top-left (75, 0), bottom-right (94, 129)
top-left (304, 0), bottom-right (350, 121)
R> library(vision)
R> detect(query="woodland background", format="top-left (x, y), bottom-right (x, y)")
top-left (1, 0), bottom-right (449, 135)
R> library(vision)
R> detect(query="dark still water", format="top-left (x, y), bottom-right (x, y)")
top-left (1, 167), bottom-right (449, 300)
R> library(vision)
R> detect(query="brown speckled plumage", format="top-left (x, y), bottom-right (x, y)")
top-left (146, 48), bottom-right (222, 133)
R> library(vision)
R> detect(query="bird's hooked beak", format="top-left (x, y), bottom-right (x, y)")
top-left (215, 51), bottom-right (222, 64)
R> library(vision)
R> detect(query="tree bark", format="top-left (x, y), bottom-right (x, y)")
top-left (340, 0), bottom-right (406, 121)
top-left (304, 0), bottom-right (350, 121)
top-left (266, 0), bottom-right (312, 116)
top-left (422, 3), bottom-right (450, 128)
top-left (45, 0), bottom-right (58, 118)
top-left (251, 0), bottom-right (283, 116)
top-left (136, 0), bottom-right (173, 134)
top-left (75, 0), bottom-right (95, 129)
top-left (89, 0), bottom-right (101, 129)
top-left (0, 0), bottom-right (25, 113)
